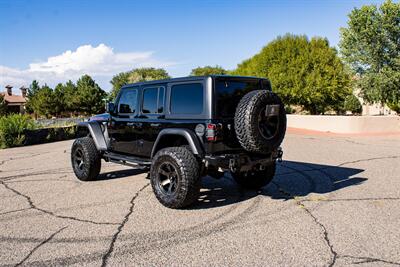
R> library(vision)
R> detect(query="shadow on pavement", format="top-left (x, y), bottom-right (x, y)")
top-left (97, 168), bottom-right (148, 181)
top-left (193, 160), bottom-right (366, 209)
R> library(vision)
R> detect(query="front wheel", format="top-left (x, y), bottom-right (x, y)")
top-left (231, 162), bottom-right (276, 190)
top-left (150, 147), bottom-right (201, 209)
top-left (71, 137), bottom-right (101, 181)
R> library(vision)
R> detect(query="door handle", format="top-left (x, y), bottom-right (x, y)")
top-left (150, 123), bottom-right (161, 127)
top-left (126, 122), bottom-right (142, 127)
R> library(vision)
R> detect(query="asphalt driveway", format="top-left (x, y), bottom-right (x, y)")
top-left (1, 133), bottom-right (399, 266)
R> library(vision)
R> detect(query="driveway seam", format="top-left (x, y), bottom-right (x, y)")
top-left (15, 226), bottom-right (67, 267)
top-left (340, 255), bottom-right (400, 266)
top-left (275, 158), bottom-right (400, 267)
top-left (0, 180), bottom-right (119, 225)
top-left (101, 183), bottom-right (150, 267)
top-left (0, 208), bottom-right (31, 216)
top-left (301, 197), bottom-right (400, 202)
top-left (301, 204), bottom-right (337, 266)
top-left (272, 175), bottom-right (338, 266)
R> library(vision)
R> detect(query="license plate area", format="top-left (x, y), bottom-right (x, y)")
top-left (265, 104), bottom-right (280, 116)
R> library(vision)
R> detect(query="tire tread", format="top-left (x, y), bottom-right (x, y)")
top-left (71, 137), bottom-right (101, 181)
top-left (234, 90), bottom-right (286, 153)
top-left (150, 147), bottom-right (201, 208)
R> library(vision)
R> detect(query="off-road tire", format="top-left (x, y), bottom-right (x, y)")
top-left (150, 147), bottom-right (201, 209)
top-left (231, 162), bottom-right (276, 190)
top-left (234, 90), bottom-right (286, 154)
top-left (71, 137), bottom-right (101, 181)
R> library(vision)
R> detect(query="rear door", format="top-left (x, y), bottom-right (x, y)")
top-left (213, 77), bottom-right (269, 152)
top-left (135, 85), bottom-right (166, 157)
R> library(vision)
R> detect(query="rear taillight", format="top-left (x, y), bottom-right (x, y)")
top-left (207, 123), bottom-right (219, 142)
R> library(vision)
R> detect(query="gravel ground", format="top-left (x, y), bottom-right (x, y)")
top-left (0, 133), bottom-right (399, 266)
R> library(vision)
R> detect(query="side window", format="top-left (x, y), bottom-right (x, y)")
top-left (170, 83), bottom-right (203, 114)
top-left (158, 87), bottom-right (165, 113)
top-left (118, 89), bottom-right (138, 114)
top-left (142, 87), bottom-right (165, 114)
top-left (142, 87), bottom-right (158, 114)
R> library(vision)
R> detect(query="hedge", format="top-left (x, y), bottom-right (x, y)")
top-left (23, 126), bottom-right (79, 146)
top-left (0, 114), bottom-right (36, 148)
top-left (0, 114), bottom-right (83, 149)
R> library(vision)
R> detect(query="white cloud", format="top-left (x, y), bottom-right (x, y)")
top-left (0, 44), bottom-right (175, 92)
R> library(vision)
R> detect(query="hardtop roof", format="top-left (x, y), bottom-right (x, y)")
top-left (120, 75), bottom-right (268, 89)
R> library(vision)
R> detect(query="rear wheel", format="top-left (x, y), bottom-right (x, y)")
top-left (150, 147), bottom-right (201, 208)
top-left (71, 137), bottom-right (101, 181)
top-left (231, 162), bottom-right (276, 190)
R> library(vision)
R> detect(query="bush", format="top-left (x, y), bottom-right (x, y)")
top-left (344, 95), bottom-right (362, 115)
top-left (190, 65), bottom-right (228, 76)
top-left (388, 102), bottom-right (400, 114)
top-left (24, 126), bottom-right (78, 145)
top-left (0, 95), bottom-right (6, 116)
top-left (284, 105), bottom-right (295, 114)
top-left (0, 114), bottom-right (37, 148)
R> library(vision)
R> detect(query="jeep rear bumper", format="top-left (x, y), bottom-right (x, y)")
top-left (204, 147), bottom-right (283, 173)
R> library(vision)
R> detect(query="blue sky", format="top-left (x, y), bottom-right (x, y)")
top-left (0, 0), bottom-right (384, 91)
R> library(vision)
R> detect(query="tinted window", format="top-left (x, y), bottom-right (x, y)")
top-left (215, 79), bottom-right (261, 118)
top-left (142, 87), bottom-right (158, 114)
top-left (170, 83), bottom-right (203, 114)
top-left (118, 89), bottom-right (138, 113)
top-left (158, 87), bottom-right (165, 113)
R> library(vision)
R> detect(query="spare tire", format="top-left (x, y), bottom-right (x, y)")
top-left (234, 90), bottom-right (286, 154)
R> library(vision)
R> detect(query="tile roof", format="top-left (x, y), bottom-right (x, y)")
top-left (0, 92), bottom-right (27, 104)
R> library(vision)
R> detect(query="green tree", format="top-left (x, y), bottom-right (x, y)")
top-left (128, 67), bottom-right (170, 83)
top-left (76, 75), bottom-right (107, 115)
top-left (339, 0), bottom-right (400, 111)
top-left (29, 80), bottom-right (40, 96)
top-left (53, 83), bottom-right (66, 116)
top-left (32, 85), bottom-right (55, 118)
top-left (190, 65), bottom-right (227, 76)
top-left (344, 94), bottom-right (363, 114)
top-left (63, 80), bottom-right (80, 115)
top-left (110, 72), bottom-right (130, 99)
top-left (0, 94), bottom-right (6, 116)
top-left (25, 80), bottom-right (41, 114)
top-left (26, 82), bottom-right (57, 118)
top-left (234, 34), bottom-right (351, 114)
top-left (110, 67), bottom-right (170, 98)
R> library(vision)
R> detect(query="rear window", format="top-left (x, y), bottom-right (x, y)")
top-left (215, 79), bottom-right (266, 118)
top-left (170, 83), bottom-right (203, 114)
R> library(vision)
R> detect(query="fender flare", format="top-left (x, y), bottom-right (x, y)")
top-left (77, 121), bottom-right (108, 151)
top-left (151, 128), bottom-right (203, 158)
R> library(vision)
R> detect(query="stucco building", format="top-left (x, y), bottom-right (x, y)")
top-left (0, 85), bottom-right (28, 114)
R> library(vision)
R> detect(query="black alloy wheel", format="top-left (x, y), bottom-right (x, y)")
top-left (150, 147), bottom-right (201, 209)
top-left (71, 137), bottom-right (101, 181)
top-left (258, 108), bottom-right (279, 140)
top-left (156, 162), bottom-right (180, 196)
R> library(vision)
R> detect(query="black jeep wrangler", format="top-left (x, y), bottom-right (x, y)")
top-left (71, 75), bottom-right (286, 208)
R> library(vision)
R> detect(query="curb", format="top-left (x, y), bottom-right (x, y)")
top-left (287, 127), bottom-right (400, 137)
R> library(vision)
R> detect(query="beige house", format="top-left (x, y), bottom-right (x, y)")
top-left (352, 75), bottom-right (397, 116)
top-left (0, 85), bottom-right (28, 114)
top-left (359, 101), bottom-right (395, 116)
top-left (354, 88), bottom-right (395, 116)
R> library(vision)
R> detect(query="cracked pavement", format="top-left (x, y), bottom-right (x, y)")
top-left (0, 133), bottom-right (399, 266)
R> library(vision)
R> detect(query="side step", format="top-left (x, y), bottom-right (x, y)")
top-left (103, 152), bottom-right (152, 167)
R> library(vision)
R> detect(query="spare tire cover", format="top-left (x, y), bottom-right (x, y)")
top-left (234, 90), bottom-right (286, 154)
